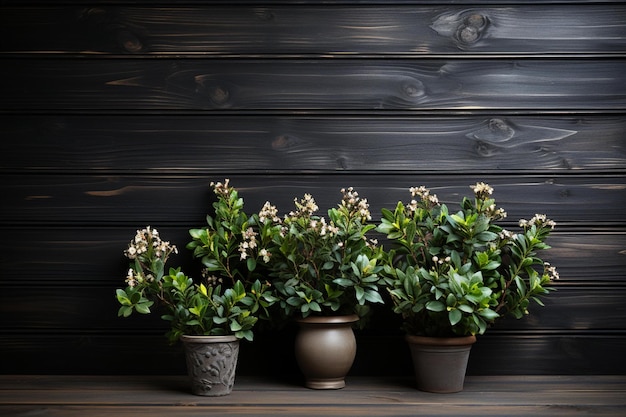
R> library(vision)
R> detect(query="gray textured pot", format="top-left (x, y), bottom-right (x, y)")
top-left (294, 314), bottom-right (359, 389)
top-left (180, 335), bottom-right (239, 396)
top-left (405, 334), bottom-right (476, 393)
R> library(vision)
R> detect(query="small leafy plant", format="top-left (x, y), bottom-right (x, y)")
top-left (187, 179), bottom-right (277, 285)
top-left (377, 183), bottom-right (559, 337)
top-left (266, 187), bottom-right (386, 323)
top-left (115, 180), bottom-right (277, 343)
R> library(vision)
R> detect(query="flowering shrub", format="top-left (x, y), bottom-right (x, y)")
top-left (377, 183), bottom-right (558, 337)
top-left (115, 180), bottom-right (277, 343)
top-left (187, 179), bottom-right (277, 286)
top-left (266, 187), bottom-right (386, 322)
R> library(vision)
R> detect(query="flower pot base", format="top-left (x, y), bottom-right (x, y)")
top-left (304, 377), bottom-right (346, 390)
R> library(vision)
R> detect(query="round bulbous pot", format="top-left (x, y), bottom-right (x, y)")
top-left (405, 334), bottom-right (476, 393)
top-left (294, 314), bottom-right (359, 389)
top-left (180, 334), bottom-right (240, 396)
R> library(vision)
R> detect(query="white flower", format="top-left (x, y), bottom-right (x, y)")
top-left (471, 182), bottom-right (493, 198)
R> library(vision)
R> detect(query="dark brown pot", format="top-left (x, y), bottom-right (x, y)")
top-left (405, 334), bottom-right (477, 393)
top-left (294, 314), bottom-right (359, 389)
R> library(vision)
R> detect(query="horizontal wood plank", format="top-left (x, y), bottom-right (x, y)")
top-left (2, 375), bottom-right (626, 402)
top-left (1, 0), bottom-right (625, 381)
top-left (1, 227), bottom-right (623, 284)
top-left (2, 175), bottom-right (624, 225)
top-left (1, 115), bottom-right (625, 173)
top-left (4, 0), bottom-right (626, 4)
top-left (2, 285), bottom-right (623, 332)
top-left (1, 403), bottom-right (623, 417)
top-left (2, 59), bottom-right (626, 111)
top-left (2, 5), bottom-right (625, 55)
top-left (1, 375), bottom-right (626, 417)
top-left (1, 333), bottom-right (626, 376)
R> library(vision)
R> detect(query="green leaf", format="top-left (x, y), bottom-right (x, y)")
top-left (230, 320), bottom-right (243, 332)
top-left (475, 231), bottom-right (498, 242)
top-left (322, 261), bottom-right (335, 270)
top-left (333, 278), bottom-right (354, 287)
top-left (135, 302), bottom-right (153, 314)
top-left (458, 304), bottom-right (474, 313)
top-left (363, 290), bottom-right (384, 304)
top-left (286, 296), bottom-right (302, 307)
top-left (387, 231), bottom-right (404, 240)
top-left (238, 330), bottom-right (254, 342)
top-left (118, 305), bottom-right (133, 317)
top-left (449, 309), bottom-right (462, 326)
top-left (478, 308), bottom-right (499, 320)
top-left (245, 257), bottom-right (256, 271)
top-left (115, 289), bottom-right (131, 305)
top-left (426, 301), bottom-right (445, 312)
top-left (355, 285), bottom-right (365, 302)
top-left (309, 301), bottom-right (322, 312)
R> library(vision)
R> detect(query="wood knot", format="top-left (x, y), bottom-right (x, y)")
top-left (402, 81), bottom-right (425, 99)
top-left (208, 86), bottom-right (230, 107)
top-left (466, 14), bottom-right (487, 30)
top-left (272, 135), bottom-right (295, 150)
top-left (467, 118), bottom-right (515, 144)
top-left (458, 25), bottom-right (480, 44)
top-left (487, 118), bottom-right (514, 138)
top-left (474, 140), bottom-right (497, 157)
top-left (455, 13), bottom-right (488, 46)
top-left (116, 30), bottom-right (144, 53)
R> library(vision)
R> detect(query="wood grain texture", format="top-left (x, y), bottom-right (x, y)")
top-left (2, 174), bottom-right (624, 225)
top-left (4, 0), bottom-right (626, 4)
top-left (2, 5), bottom-right (626, 55)
top-left (2, 227), bottom-right (623, 284)
top-left (0, 375), bottom-right (625, 416)
top-left (0, 0), bottom-right (624, 378)
top-left (1, 333), bottom-right (626, 375)
top-left (2, 59), bottom-right (626, 111)
top-left (2, 285), bottom-right (624, 332)
top-left (1, 115), bottom-right (624, 173)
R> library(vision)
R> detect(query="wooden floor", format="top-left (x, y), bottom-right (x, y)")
top-left (1, 375), bottom-right (625, 416)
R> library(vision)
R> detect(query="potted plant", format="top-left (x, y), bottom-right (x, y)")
top-left (377, 182), bottom-right (559, 393)
top-left (115, 180), bottom-right (277, 396)
top-left (265, 187), bottom-right (387, 389)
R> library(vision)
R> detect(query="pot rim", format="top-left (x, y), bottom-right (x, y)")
top-left (296, 314), bottom-right (360, 325)
top-left (180, 334), bottom-right (239, 343)
top-left (405, 334), bottom-right (477, 346)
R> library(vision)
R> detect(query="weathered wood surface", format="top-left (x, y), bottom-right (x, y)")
top-left (0, 376), bottom-right (625, 416)
top-left (2, 175), bottom-right (624, 225)
top-left (3, 59), bottom-right (625, 111)
top-left (1, 1), bottom-right (624, 378)
top-left (2, 229), bottom-right (625, 329)
top-left (2, 5), bottom-right (626, 55)
top-left (4, 0), bottom-right (626, 4)
top-left (2, 285), bottom-right (624, 333)
top-left (2, 228), bottom-right (623, 283)
top-left (1, 115), bottom-right (624, 173)
top-left (2, 332), bottom-right (626, 375)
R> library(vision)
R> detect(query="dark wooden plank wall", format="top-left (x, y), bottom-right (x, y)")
top-left (1, 1), bottom-right (625, 377)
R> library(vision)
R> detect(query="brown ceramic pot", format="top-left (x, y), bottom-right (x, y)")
top-left (294, 314), bottom-right (359, 389)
